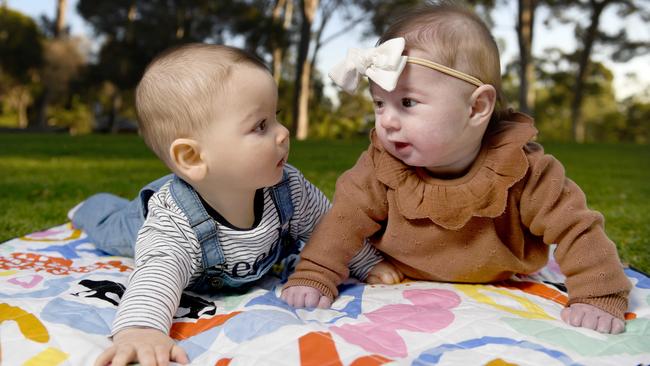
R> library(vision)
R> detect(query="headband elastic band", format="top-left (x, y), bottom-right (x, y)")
top-left (407, 57), bottom-right (484, 87)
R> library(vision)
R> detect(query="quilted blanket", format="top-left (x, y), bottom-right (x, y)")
top-left (1, 223), bottom-right (649, 365)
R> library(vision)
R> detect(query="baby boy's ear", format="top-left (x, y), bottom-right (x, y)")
top-left (169, 138), bottom-right (207, 182)
top-left (468, 84), bottom-right (496, 127)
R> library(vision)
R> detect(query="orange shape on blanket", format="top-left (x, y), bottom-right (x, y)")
top-left (497, 281), bottom-right (568, 305)
top-left (498, 280), bottom-right (638, 320)
top-left (214, 358), bottom-right (232, 366)
top-left (299, 331), bottom-right (342, 366)
top-left (0, 303), bottom-right (49, 343)
top-left (350, 354), bottom-right (393, 366)
top-left (169, 311), bottom-right (241, 340)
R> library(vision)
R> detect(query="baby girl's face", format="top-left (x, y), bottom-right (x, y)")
top-left (370, 50), bottom-right (486, 176)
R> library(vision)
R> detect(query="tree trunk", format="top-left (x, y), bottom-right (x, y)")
top-left (55, 0), bottom-right (67, 37)
top-left (108, 91), bottom-right (123, 133)
top-left (296, 60), bottom-right (312, 140)
top-left (271, 0), bottom-right (287, 84)
top-left (291, 0), bottom-right (319, 140)
top-left (571, 0), bottom-right (607, 143)
top-left (516, 0), bottom-right (536, 116)
top-left (32, 88), bottom-right (51, 130)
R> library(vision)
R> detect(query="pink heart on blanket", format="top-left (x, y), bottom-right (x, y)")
top-left (330, 288), bottom-right (460, 358)
top-left (8, 275), bottom-right (44, 288)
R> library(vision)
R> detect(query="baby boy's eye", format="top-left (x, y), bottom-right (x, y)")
top-left (254, 120), bottom-right (267, 133)
top-left (402, 98), bottom-right (417, 107)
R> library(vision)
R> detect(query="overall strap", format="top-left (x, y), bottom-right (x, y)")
top-left (270, 170), bottom-right (294, 230)
top-left (169, 176), bottom-right (224, 269)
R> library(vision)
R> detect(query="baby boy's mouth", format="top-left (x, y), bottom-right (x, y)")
top-left (277, 156), bottom-right (286, 167)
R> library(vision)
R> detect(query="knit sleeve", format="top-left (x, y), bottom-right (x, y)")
top-left (519, 143), bottom-right (631, 319)
top-left (283, 150), bottom-right (389, 300)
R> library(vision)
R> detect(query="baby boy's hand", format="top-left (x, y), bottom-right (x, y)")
top-left (366, 260), bottom-right (404, 285)
top-left (281, 285), bottom-right (332, 308)
top-left (561, 303), bottom-right (625, 334)
top-left (94, 327), bottom-right (189, 366)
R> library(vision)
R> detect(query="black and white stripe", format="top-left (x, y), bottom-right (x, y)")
top-left (112, 165), bottom-right (381, 335)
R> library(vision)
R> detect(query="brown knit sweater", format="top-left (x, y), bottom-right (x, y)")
top-left (284, 112), bottom-right (631, 319)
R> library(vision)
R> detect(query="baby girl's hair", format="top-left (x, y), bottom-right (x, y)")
top-left (378, 0), bottom-right (508, 126)
top-left (135, 43), bottom-right (268, 166)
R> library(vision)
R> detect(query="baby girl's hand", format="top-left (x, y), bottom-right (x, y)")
top-left (281, 286), bottom-right (332, 308)
top-left (561, 303), bottom-right (625, 334)
top-left (366, 260), bottom-right (404, 285)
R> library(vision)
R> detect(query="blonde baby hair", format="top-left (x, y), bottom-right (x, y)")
top-left (135, 43), bottom-right (268, 166)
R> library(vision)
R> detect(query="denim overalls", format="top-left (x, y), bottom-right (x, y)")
top-left (73, 171), bottom-right (299, 291)
top-left (169, 173), bottom-right (297, 293)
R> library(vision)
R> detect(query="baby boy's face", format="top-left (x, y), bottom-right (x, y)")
top-left (197, 66), bottom-right (290, 191)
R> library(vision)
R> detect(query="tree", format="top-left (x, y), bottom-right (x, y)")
top-left (32, 0), bottom-right (71, 130)
top-left (516, 0), bottom-right (537, 116)
top-left (0, 7), bottom-right (43, 127)
top-left (545, 0), bottom-right (650, 142)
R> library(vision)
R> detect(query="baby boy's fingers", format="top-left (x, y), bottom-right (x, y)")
top-left (136, 347), bottom-right (157, 366)
top-left (94, 346), bottom-right (117, 366)
top-left (153, 345), bottom-right (172, 366)
top-left (171, 344), bottom-right (190, 364)
top-left (110, 346), bottom-right (137, 366)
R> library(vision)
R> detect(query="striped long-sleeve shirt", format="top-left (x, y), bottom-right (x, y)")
top-left (112, 165), bottom-right (382, 335)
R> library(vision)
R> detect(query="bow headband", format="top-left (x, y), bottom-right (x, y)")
top-left (329, 37), bottom-right (484, 93)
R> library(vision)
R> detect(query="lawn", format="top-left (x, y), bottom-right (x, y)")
top-left (1, 132), bottom-right (648, 274)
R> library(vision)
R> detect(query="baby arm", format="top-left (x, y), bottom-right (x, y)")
top-left (520, 145), bottom-right (631, 333)
top-left (96, 206), bottom-right (196, 365)
top-left (366, 260), bottom-right (404, 285)
top-left (281, 286), bottom-right (332, 308)
top-left (282, 152), bottom-right (389, 308)
top-left (95, 327), bottom-right (188, 366)
top-left (561, 303), bottom-right (625, 334)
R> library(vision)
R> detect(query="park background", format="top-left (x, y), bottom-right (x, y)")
top-left (1, 0), bottom-right (649, 273)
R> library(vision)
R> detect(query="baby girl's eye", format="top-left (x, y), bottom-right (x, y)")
top-left (402, 98), bottom-right (417, 107)
top-left (373, 100), bottom-right (384, 109)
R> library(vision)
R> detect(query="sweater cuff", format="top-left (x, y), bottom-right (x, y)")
top-left (282, 278), bottom-right (337, 301)
top-left (568, 292), bottom-right (629, 320)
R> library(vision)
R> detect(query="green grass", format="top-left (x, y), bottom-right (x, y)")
top-left (1, 132), bottom-right (648, 274)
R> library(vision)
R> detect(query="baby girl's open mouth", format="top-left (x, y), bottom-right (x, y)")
top-left (394, 142), bottom-right (411, 150)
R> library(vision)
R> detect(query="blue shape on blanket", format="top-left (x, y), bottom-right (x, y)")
top-left (0, 276), bottom-right (77, 298)
top-left (41, 297), bottom-right (115, 335)
top-left (626, 268), bottom-right (650, 289)
top-left (412, 336), bottom-right (580, 366)
top-left (33, 237), bottom-right (109, 259)
top-left (245, 282), bottom-right (364, 324)
top-left (224, 310), bottom-right (302, 342)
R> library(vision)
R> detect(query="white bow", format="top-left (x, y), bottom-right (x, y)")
top-left (329, 37), bottom-right (408, 93)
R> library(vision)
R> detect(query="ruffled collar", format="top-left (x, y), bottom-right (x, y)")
top-left (372, 112), bottom-right (537, 230)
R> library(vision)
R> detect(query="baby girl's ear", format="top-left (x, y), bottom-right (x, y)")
top-left (468, 84), bottom-right (496, 127)
top-left (169, 138), bottom-right (207, 182)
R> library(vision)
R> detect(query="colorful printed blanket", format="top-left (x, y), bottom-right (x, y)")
top-left (1, 223), bottom-right (649, 365)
